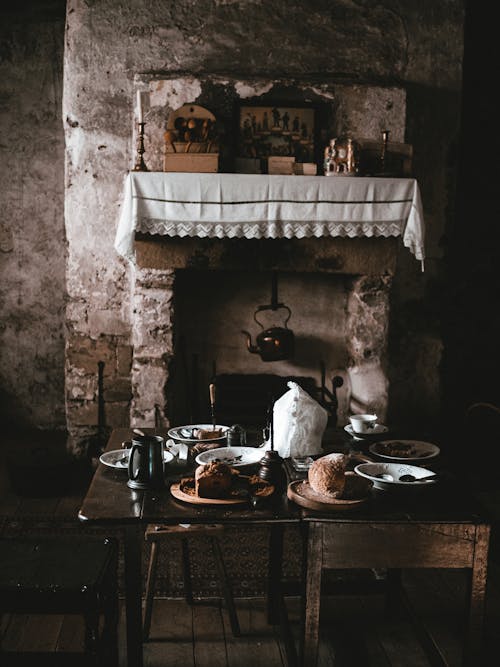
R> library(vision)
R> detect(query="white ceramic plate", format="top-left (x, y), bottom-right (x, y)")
top-left (195, 446), bottom-right (265, 469)
top-left (369, 439), bottom-right (440, 462)
top-left (100, 449), bottom-right (174, 469)
top-left (354, 462), bottom-right (437, 491)
top-left (344, 424), bottom-right (389, 440)
top-left (168, 424), bottom-right (229, 444)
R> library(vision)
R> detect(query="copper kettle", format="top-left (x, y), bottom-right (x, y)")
top-left (241, 273), bottom-right (294, 362)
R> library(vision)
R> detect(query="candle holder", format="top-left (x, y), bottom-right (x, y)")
top-left (133, 122), bottom-right (149, 172)
top-left (258, 396), bottom-right (285, 491)
top-left (380, 129), bottom-right (390, 175)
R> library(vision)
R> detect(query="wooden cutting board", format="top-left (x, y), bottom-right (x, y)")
top-left (170, 483), bottom-right (248, 505)
top-left (287, 480), bottom-right (369, 512)
top-left (170, 475), bottom-right (274, 506)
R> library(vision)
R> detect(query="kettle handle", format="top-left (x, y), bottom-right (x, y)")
top-left (254, 303), bottom-right (292, 329)
top-left (128, 443), bottom-right (140, 480)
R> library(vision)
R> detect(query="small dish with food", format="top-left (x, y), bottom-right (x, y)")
top-left (369, 439), bottom-right (440, 462)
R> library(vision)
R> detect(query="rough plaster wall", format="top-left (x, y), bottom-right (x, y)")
top-left (0, 2), bottom-right (67, 430)
top-left (0, 0), bottom-right (467, 452)
top-left (60, 0), bottom-right (464, 447)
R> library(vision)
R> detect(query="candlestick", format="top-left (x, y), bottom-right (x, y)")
top-left (380, 129), bottom-right (390, 174)
top-left (136, 90), bottom-right (143, 124)
top-left (258, 395), bottom-right (284, 490)
top-left (133, 122), bottom-right (149, 172)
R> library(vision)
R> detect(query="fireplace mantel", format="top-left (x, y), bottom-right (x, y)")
top-left (115, 172), bottom-right (425, 269)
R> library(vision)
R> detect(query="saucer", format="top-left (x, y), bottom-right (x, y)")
top-left (344, 424), bottom-right (389, 440)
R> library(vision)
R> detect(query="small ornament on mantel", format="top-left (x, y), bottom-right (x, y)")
top-left (324, 136), bottom-right (357, 176)
top-left (163, 103), bottom-right (220, 173)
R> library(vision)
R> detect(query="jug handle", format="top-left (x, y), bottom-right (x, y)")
top-left (128, 443), bottom-right (140, 480)
top-left (254, 304), bottom-right (291, 329)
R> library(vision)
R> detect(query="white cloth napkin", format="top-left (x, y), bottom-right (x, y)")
top-left (264, 381), bottom-right (328, 458)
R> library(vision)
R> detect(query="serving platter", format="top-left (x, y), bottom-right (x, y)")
top-left (170, 474), bottom-right (274, 506)
top-left (287, 480), bottom-right (370, 511)
top-left (100, 449), bottom-right (174, 469)
top-left (369, 439), bottom-right (440, 462)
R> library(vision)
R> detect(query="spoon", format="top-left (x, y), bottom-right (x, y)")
top-left (374, 473), bottom-right (394, 482)
top-left (399, 472), bottom-right (437, 483)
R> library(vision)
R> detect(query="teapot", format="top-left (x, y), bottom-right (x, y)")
top-left (127, 434), bottom-right (165, 490)
top-left (241, 273), bottom-right (294, 362)
top-left (242, 319), bottom-right (294, 362)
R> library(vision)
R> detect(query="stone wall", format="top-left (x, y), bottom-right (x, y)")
top-left (1, 1), bottom-right (466, 452)
top-left (0, 1), bottom-right (67, 431)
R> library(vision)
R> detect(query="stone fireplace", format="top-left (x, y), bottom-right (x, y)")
top-left (130, 234), bottom-right (398, 434)
top-left (63, 69), bottom-right (426, 454)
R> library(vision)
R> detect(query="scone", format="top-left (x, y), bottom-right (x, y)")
top-left (308, 453), bottom-right (347, 498)
top-left (194, 461), bottom-right (235, 498)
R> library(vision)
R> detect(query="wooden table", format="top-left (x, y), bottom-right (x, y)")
top-left (78, 428), bottom-right (299, 667)
top-left (299, 481), bottom-right (491, 667)
top-left (79, 430), bottom-right (491, 667)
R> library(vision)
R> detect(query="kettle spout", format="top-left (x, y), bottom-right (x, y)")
top-left (241, 330), bottom-right (259, 354)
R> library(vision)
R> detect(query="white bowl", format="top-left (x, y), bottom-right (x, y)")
top-left (168, 424), bottom-right (229, 444)
top-left (195, 446), bottom-right (265, 470)
top-left (354, 462), bottom-right (437, 491)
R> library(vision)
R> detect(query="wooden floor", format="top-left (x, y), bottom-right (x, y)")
top-left (2, 562), bottom-right (499, 666)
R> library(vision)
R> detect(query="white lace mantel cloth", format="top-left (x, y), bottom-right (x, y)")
top-left (115, 172), bottom-right (425, 270)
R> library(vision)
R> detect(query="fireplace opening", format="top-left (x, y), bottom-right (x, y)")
top-left (166, 269), bottom-right (350, 430)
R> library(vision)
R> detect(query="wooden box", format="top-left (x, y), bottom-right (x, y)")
top-left (164, 153), bottom-right (219, 173)
top-left (268, 156), bottom-right (295, 175)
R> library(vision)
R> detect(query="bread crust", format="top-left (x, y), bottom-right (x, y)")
top-left (308, 453), bottom-right (346, 498)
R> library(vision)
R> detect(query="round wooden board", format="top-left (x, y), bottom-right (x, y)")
top-left (170, 474), bottom-right (274, 505)
top-left (170, 483), bottom-right (248, 505)
top-left (287, 480), bottom-right (369, 512)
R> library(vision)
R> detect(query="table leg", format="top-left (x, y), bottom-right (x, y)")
top-left (124, 525), bottom-right (143, 667)
top-left (463, 523), bottom-right (490, 666)
top-left (301, 522), bottom-right (323, 667)
top-left (267, 523), bottom-right (297, 667)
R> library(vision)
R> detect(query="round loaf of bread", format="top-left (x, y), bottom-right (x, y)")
top-left (308, 453), bottom-right (346, 498)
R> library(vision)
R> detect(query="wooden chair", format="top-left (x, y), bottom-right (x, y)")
top-left (0, 536), bottom-right (118, 666)
top-left (356, 138), bottom-right (413, 177)
top-left (143, 523), bottom-right (240, 639)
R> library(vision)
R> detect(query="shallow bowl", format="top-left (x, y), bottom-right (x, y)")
top-left (195, 446), bottom-right (265, 471)
top-left (167, 424), bottom-right (229, 445)
top-left (354, 461), bottom-right (437, 491)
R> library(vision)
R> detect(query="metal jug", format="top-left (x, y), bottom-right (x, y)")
top-left (127, 434), bottom-right (165, 490)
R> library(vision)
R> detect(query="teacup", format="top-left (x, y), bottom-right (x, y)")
top-left (349, 413), bottom-right (378, 434)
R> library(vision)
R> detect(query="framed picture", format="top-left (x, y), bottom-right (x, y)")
top-left (237, 103), bottom-right (316, 164)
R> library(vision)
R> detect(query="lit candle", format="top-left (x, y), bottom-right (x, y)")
top-left (136, 90), bottom-right (143, 124)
